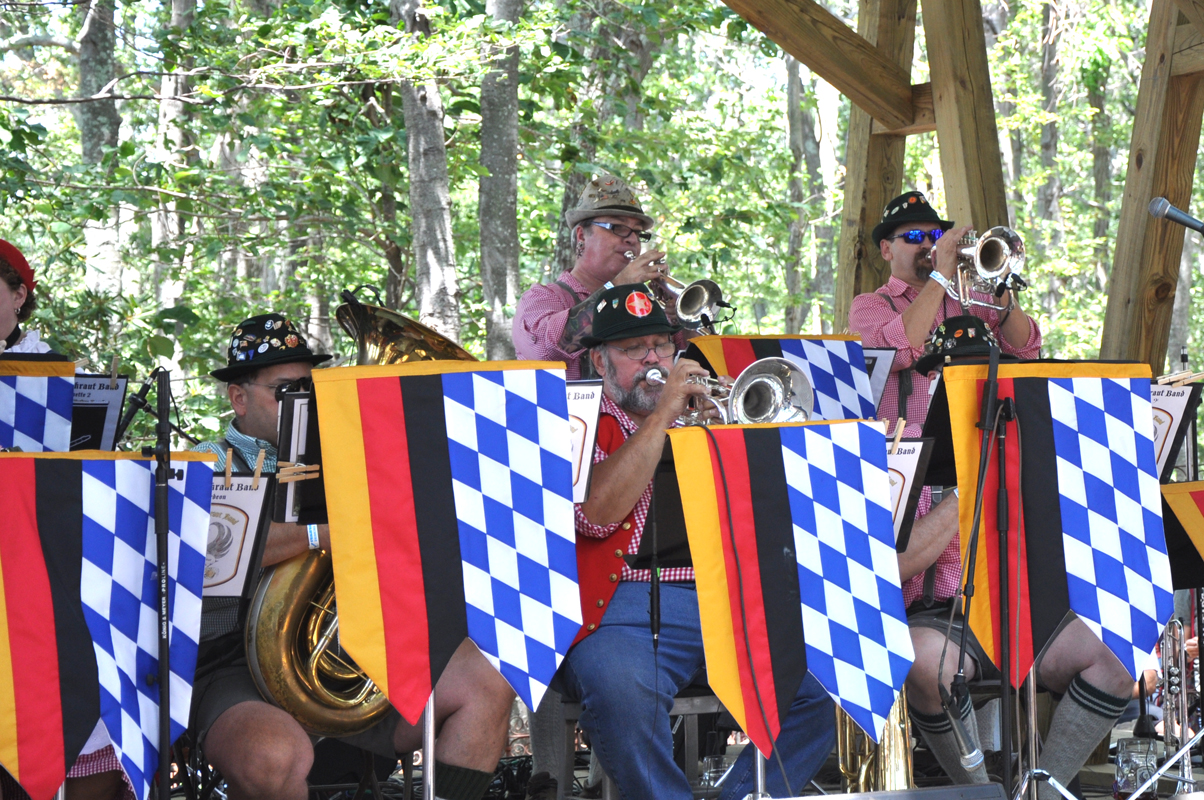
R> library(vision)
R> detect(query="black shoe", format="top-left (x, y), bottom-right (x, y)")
top-left (525, 770), bottom-right (558, 800)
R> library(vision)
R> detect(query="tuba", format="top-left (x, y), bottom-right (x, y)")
top-left (245, 288), bottom-right (476, 736)
top-left (836, 689), bottom-right (914, 792)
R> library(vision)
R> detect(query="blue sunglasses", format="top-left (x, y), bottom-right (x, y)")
top-left (887, 229), bottom-right (945, 245)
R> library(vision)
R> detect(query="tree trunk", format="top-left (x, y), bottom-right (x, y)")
top-left (395, 0), bottom-right (461, 342)
top-left (1167, 232), bottom-right (1196, 372)
top-left (76, 0), bottom-right (125, 294)
top-left (479, 0), bottom-right (522, 360)
top-left (810, 78), bottom-right (839, 333)
top-left (784, 56), bottom-right (807, 334)
top-left (1086, 56), bottom-right (1111, 289)
top-left (152, 0), bottom-right (196, 308)
top-left (1036, 2), bottom-right (1061, 250)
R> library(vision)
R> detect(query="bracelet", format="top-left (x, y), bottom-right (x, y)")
top-left (928, 271), bottom-right (954, 292)
top-left (307, 524), bottom-right (320, 551)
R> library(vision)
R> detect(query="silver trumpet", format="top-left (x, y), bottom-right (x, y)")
top-left (1160, 619), bottom-right (1196, 792)
top-left (940, 226), bottom-right (1029, 311)
top-left (624, 251), bottom-right (730, 333)
top-left (645, 357), bottom-right (814, 425)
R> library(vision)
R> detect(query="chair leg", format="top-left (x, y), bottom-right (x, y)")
top-left (560, 717), bottom-right (578, 800)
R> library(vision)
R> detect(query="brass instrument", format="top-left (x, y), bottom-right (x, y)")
top-left (624, 251), bottom-right (731, 334)
top-left (245, 288), bottom-right (476, 736)
top-left (646, 357), bottom-right (814, 425)
top-left (1160, 619), bottom-right (1195, 792)
top-left (837, 690), bottom-right (914, 792)
top-left (940, 227), bottom-right (1029, 311)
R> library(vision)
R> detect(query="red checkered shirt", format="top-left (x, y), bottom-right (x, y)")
top-left (575, 394), bottom-right (695, 583)
top-left (849, 276), bottom-right (1042, 607)
top-left (513, 270), bottom-right (689, 380)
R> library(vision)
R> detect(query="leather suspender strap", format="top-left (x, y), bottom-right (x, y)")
top-left (878, 290), bottom-right (913, 425)
top-left (922, 564), bottom-right (938, 607)
top-left (553, 279), bottom-right (580, 304)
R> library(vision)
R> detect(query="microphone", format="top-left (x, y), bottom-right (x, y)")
top-left (940, 685), bottom-right (984, 770)
top-left (113, 367), bottom-right (161, 446)
top-left (1149, 197), bottom-right (1204, 233)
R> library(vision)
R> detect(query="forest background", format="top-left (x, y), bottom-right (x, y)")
top-left (1, 0), bottom-right (1198, 450)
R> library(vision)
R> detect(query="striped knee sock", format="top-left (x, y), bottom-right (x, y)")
top-left (910, 692), bottom-right (989, 785)
top-left (1037, 675), bottom-right (1129, 800)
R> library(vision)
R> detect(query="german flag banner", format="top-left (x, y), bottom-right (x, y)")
top-left (668, 420), bottom-right (912, 751)
top-left (943, 363), bottom-right (1174, 685)
top-left (0, 451), bottom-right (212, 800)
top-left (685, 335), bottom-right (876, 422)
top-left (1159, 481), bottom-right (1204, 589)
top-left (313, 362), bottom-right (581, 724)
top-left (0, 356), bottom-right (74, 452)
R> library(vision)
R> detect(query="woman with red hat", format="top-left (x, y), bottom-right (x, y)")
top-left (0, 238), bottom-right (49, 354)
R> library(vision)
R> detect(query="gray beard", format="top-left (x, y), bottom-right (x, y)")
top-left (605, 366), bottom-right (661, 416)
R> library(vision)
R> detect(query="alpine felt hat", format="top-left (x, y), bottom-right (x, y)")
top-left (211, 313), bottom-right (332, 382)
top-left (564, 174), bottom-right (656, 230)
top-left (581, 284), bottom-right (680, 347)
top-left (871, 191), bottom-right (954, 247)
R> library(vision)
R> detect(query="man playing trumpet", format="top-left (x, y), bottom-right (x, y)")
top-left (563, 284), bottom-right (835, 798)
top-left (513, 174), bottom-right (694, 379)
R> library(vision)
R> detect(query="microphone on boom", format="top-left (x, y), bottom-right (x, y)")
top-left (1149, 197), bottom-right (1204, 234)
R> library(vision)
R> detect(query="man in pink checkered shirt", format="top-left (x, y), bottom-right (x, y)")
top-left (851, 195), bottom-right (1134, 799)
top-left (512, 174), bottom-right (692, 379)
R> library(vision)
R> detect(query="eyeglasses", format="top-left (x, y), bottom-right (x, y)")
top-left (609, 341), bottom-right (676, 361)
top-left (243, 379), bottom-right (309, 397)
top-left (886, 229), bottom-right (944, 245)
top-left (591, 221), bottom-right (653, 243)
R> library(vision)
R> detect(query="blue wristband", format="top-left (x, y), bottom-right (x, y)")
top-left (307, 524), bottom-right (320, 551)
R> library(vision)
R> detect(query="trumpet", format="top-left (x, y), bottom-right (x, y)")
top-left (1159, 619), bottom-right (1195, 792)
top-left (645, 357), bottom-right (814, 425)
top-left (939, 226), bottom-right (1029, 311)
top-left (625, 251), bottom-right (731, 333)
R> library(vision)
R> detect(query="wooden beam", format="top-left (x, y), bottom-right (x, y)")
top-left (722, 0), bottom-right (916, 130)
top-left (872, 83), bottom-right (935, 136)
top-left (1172, 0), bottom-right (1204, 42)
top-left (1101, 0), bottom-right (1182, 364)
top-left (921, 0), bottom-right (1007, 230)
top-left (1172, 19), bottom-right (1204, 75)
top-left (835, 0), bottom-right (917, 328)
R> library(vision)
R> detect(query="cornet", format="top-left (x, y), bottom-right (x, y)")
top-left (646, 357), bottom-right (814, 425)
top-left (625, 251), bottom-right (732, 333)
top-left (938, 227), bottom-right (1029, 311)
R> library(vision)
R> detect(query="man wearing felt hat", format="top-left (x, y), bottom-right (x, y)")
top-left (557, 284), bottom-right (836, 799)
top-left (513, 174), bottom-right (694, 380)
top-left (190, 313), bottom-right (516, 800)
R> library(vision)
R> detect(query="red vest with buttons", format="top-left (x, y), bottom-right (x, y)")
top-left (572, 413), bottom-right (638, 645)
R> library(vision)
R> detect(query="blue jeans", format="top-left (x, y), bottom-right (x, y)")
top-left (562, 582), bottom-right (836, 800)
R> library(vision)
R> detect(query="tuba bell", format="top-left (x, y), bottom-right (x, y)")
top-left (244, 287), bottom-right (476, 736)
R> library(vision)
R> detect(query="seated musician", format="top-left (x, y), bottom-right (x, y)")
top-left (564, 284), bottom-right (836, 799)
top-left (190, 313), bottom-right (514, 800)
top-left (0, 239), bottom-right (131, 800)
top-left (895, 319), bottom-right (1134, 799)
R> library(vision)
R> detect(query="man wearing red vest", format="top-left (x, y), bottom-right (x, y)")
top-left (562, 283), bottom-right (836, 799)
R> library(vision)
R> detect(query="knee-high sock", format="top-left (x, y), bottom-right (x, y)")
top-left (910, 692), bottom-right (989, 785)
top-left (434, 762), bottom-right (496, 800)
top-left (1037, 676), bottom-right (1129, 800)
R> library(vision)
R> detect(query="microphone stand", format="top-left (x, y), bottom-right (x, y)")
top-left (950, 343), bottom-right (1010, 789)
top-left (143, 370), bottom-right (174, 800)
top-left (113, 367), bottom-right (199, 447)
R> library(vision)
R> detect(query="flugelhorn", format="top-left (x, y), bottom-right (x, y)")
top-left (646, 357), bottom-right (813, 425)
top-left (940, 226), bottom-right (1029, 311)
top-left (624, 251), bottom-right (731, 333)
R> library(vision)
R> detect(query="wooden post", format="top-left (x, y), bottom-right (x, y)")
top-left (920, 0), bottom-right (1008, 230)
top-left (1100, 0), bottom-right (1184, 366)
top-left (834, 0), bottom-right (917, 328)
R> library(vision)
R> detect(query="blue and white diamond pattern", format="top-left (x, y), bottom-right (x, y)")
top-left (0, 372), bottom-right (73, 452)
top-left (78, 458), bottom-right (211, 800)
top-left (780, 420), bottom-right (913, 742)
top-left (441, 367), bottom-right (582, 712)
top-left (1048, 377), bottom-right (1174, 679)
top-left (778, 339), bottom-right (877, 422)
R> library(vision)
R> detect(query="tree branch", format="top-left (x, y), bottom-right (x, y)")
top-left (0, 34), bottom-right (80, 55)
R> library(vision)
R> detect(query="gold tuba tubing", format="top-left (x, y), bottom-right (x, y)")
top-left (245, 290), bottom-right (477, 737)
top-left (836, 688), bottom-right (914, 792)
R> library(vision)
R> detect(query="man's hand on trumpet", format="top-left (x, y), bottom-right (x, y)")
top-left (614, 248), bottom-right (668, 287)
top-left (645, 359), bottom-right (726, 426)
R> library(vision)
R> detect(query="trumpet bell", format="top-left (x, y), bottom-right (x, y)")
top-left (675, 279), bottom-right (725, 329)
top-left (973, 226), bottom-right (1024, 281)
top-left (729, 357), bottom-right (813, 424)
